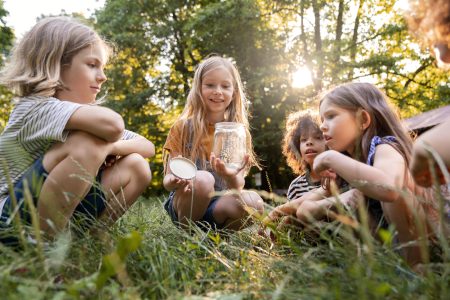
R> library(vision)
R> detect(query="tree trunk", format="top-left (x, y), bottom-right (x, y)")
top-left (348, 0), bottom-right (365, 80)
top-left (331, 0), bottom-right (344, 83)
top-left (312, 0), bottom-right (323, 92)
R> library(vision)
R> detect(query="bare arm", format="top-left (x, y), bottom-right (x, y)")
top-left (263, 187), bottom-right (329, 224)
top-left (296, 189), bottom-right (365, 223)
top-left (111, 135), bottom-right (155, 158)
top-left (411, 119), bottom-right (450, 187)
top-left (314, 148), bottom-right (406, 203)
top-left (65, 105), bottom-right (124, 142)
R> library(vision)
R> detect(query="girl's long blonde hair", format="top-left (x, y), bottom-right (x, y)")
top-left (176, 55), bottom-right (259, 169)
top-left (0, 17), bottom-right (112, 97)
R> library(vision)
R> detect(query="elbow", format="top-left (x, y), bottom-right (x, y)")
top-left (139, 139), bottom-right (155, 158)
top-left (148, 142), bottom-right (156, 158)
top-left (105, 113), bottom-right (125, 142)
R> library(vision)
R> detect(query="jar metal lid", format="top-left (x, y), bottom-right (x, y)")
top-left (169, 157), bottom-right (197, 180)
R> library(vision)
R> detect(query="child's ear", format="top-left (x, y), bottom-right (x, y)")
top-left (361, 110), bottom-right (371, 130)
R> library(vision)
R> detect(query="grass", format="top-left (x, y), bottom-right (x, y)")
top-left (0, 195), bottom-right (449, 299)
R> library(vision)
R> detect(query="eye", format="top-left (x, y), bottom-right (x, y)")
top-left (87, 63), bottom-right (96, 68)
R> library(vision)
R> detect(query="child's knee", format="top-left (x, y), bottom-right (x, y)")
top-left (65, 131), bottom-right (111, 161)
top-left (44, 131), bottom-right (111, 171)
top-left (193, 171), bottom-right (215, 197)
top-left (124, 153), bottom-right (152, 184)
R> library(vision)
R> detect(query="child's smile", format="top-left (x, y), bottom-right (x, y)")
top-left (201, 67), bottom-right (234, 118)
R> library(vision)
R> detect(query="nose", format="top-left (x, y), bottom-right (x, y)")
top-left (97, 69), bottom-right (107, 84)
top-left (213, 86), bottom-right (223, 95)
top-left (320, 122), bottom-right (327, 132)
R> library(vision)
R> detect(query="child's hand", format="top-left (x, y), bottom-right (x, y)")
top-left (262, 198), bottom-right (303, 225)
top-left (313, 150), bottom-right (337, 175)
top-left (319, 168), bottom-right (337, 180)
top-left (210, 153), bottom-right (248, 189)
top-left (167, 173), bottom-right (191, 192)
top-left (101, 155), bottom-right (119, 170)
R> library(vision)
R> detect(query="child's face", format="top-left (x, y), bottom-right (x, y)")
top-left (320, 98), bottom-right (361, 155)
top-left (299, 130), bottom-right (326, 167)
top-left (201, 67), bottom-right (234, 117)
top-left (56, 43), bottom-right (107, 104)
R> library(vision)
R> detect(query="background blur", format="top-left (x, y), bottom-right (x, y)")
top-left (1, 0), bottom-right (449, 195)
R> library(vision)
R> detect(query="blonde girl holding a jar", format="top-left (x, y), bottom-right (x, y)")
top-left (162, 55), bottom-right (263, 230)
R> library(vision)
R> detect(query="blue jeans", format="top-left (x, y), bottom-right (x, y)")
top-left (164, 190), bottom-right (224, 230)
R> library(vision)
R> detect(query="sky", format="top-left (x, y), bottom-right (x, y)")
top-left (3, 0), bottom-right (106, 38)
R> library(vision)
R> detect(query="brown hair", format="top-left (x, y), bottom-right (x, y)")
top-left (0, 17), bottom-right (112, 97)
top-left (320, 83), bottom-right (437, 233)
top-left (406, 0), bottom-right (450, 49)
top-left (319, 82), bottom-right (412, 164)
top-left (282, 111), bottom-right (322, 175)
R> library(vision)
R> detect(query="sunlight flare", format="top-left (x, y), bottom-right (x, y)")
top-left (393, 0), bottom-right (410, 12)
top-left (291, 66), bottom-right (313, 89)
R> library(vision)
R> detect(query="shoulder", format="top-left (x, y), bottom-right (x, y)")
top-left (373, 143), bottom-right (406, 170)
top-left (289, 175), bottom-right (308, 186)
top-left (170, 119), bottom-right (188, 132)
top-left (22, 96), bottom-right (81, 112)
top-left (374, 143), bottom-right (404, 159)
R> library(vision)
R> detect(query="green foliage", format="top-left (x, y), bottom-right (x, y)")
top-left (95, 0), bottom-right (450, 194)
top-left (1, 0), bottom-right (448, 193)
top-left (0, 0), bottom-right (14, 131)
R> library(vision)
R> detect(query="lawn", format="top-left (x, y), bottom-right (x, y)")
top-left (0, 196), bottom-right (449, 299)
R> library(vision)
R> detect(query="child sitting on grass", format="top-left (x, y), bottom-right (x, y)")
top-left (282, 111), bottom-right (326, 201)
top-left (0, 17), bottom-right (155, 245)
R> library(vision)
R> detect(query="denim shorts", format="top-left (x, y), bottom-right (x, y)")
top-left (164, 190), bottom-right (224, 230)
top-left (0, 156), bottom-right (106, 246)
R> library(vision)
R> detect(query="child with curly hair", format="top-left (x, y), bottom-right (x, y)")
top-left (282, 111), bottom-right (326, 201)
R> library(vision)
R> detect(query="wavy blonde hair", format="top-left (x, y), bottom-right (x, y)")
top-left (0, 17), bottom-right (112, 97)
top-left (175, 55), bottom-right (259, 170)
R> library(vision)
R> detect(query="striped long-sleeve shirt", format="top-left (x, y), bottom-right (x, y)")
top-left (0, 96), bottom-right (137, 214)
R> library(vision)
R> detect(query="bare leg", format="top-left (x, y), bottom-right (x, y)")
top-left (213, 190), bottom-right (264, 230)
top-left (39, 131), bottom-right (111, 236)
top-left (173, 171), bottom-right (215, 225)
top-left (99, 153), bottom-right (151, 223)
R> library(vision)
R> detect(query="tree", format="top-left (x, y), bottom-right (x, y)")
top-left (0, 0), bottom-right (14, 131)
top-left (95, 0), bottom-right (449, 194)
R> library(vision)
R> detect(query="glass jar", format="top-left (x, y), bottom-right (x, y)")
top-left (213, 122), bottom-right (247, 169)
